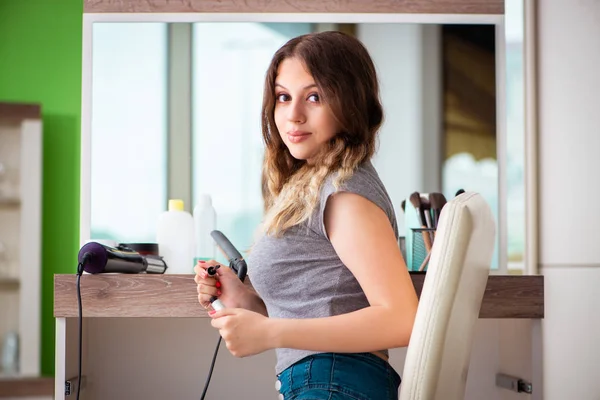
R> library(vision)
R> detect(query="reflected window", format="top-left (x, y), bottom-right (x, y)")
top-left (441, 0), bottom-right (525, 271)
top-left (441, 24), bottom-right (499, 269)
top-left (90, 23), bottom-right (168, 242)
top-left (504, 0), bottom-right (526, 269)
top-left (191, 23), bottom-right (312, 256)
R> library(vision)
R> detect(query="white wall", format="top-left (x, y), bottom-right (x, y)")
top-left (537, 1), bottom-right (600, 399)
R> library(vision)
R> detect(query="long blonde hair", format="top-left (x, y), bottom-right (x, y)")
top-left (260, 31), bottom-right (384, 236)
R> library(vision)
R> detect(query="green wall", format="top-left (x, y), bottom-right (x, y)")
top-left (0, 0), bottom-right (82, 375)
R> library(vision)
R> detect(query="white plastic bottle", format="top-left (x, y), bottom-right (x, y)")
top-left (193, 194), bottom-right (217, 264)
top-left (156, 199), bottom-right (195, 274)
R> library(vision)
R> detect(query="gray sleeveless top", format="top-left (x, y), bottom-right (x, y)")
top-left (246, 161), bottom-right (398, 374)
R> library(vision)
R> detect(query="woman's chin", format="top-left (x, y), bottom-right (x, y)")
top-left (287, 148), bottom-right (311, 161)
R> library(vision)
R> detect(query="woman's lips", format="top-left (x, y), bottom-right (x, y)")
top-left (287, 131), bottom-right (311, 143)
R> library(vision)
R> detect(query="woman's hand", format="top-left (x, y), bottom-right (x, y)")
top-left (209, 308), bottom-right (275, 357)
top-left (194, 260), bottom-right (249, 310)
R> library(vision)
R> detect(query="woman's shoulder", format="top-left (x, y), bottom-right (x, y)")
top-left (313, 161), bottom-right (398, 238)
top-left (324, 161), bottom-right (396, 222)
top-left (323, 161), bottom-right (382, 194)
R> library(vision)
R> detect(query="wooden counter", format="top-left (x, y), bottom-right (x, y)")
top-left (52, 273), bottom-right (543, 400)
top-left (54, 273), bottom-right (544, 319)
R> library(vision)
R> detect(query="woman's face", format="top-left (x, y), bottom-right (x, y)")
top-left (274, 57), bottom-right (341, 164)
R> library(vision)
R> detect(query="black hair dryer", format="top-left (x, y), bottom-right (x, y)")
top-left (78, 242), bottom-right (167, 274)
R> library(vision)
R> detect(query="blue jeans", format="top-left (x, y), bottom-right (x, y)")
top-left (276, 352), bottom-right (401, 400)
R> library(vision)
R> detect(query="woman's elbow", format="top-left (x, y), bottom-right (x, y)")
top-left (392, 304), bottom-right (418, 348)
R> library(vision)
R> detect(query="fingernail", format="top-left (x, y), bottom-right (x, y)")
top-left (215, 281), bottom-right (221, 288)
top-left (208, 310), bottom-right (216, 315)
top-left (217, 290), bottom-right (222, 296)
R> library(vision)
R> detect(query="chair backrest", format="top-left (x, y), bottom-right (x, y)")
top-left (399, 192), bottom-right (496, 400)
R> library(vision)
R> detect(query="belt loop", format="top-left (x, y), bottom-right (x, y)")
top-left (329, 353), bottom-right (337, 385)
top-left (303, 356), bottom-right (313, 386)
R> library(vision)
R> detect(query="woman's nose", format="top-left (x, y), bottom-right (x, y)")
top-left (287, 101), bottom-right (305, 124)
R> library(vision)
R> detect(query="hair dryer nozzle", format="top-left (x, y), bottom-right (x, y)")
top-left (78, 242), bottom-right (108, 274)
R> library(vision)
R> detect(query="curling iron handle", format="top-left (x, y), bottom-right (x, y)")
top-left (206, 266), bottom-right (226, 311)
top-left (210, 298), bottom-right (225, 311)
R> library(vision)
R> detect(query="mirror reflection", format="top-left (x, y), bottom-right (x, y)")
top-left (89, 21), bottom-right (524, 270)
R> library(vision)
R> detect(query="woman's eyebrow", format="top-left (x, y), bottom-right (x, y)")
top-left (275, 83), bottom-right (318, 91)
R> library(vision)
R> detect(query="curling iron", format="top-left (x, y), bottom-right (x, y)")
top-left (199, 230), bottom-right (248, 400)
top-left (206, 230), bottom-right (248, 310)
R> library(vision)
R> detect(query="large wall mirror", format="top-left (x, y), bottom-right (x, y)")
top-left (81, 0), bottom-right (528, 274)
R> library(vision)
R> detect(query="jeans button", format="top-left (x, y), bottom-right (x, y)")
top-left (275, 379), bottom-right (282, 391)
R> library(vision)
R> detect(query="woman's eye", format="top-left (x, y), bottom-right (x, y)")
top-left (276, 93), bottom-right (289, 102)
top-left (307, 93), bottom-right (320, 103)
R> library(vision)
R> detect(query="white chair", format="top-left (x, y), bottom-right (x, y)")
top-left (399, 192), bottom-right (496, 400)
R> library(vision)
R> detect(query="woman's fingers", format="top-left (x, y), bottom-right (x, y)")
top-left (193, 259), bottom-right (220, 275)
top-left (194, 273), bottom-right (217, 286)
top-left (198, 293), bottom-right (214, 309)
top-left (197, 282), bottom-right (219, 297)
top-left (194, 259), bottom-right (227, 309)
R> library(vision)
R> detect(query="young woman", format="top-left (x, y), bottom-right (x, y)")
top-left (194, 31), bottom-right (418, 400)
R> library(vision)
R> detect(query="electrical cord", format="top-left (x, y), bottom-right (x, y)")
top-left (199, 256), bottom-right (247, 400)
top-left (76, 262), bottom-right (84, 400)
top-left (75, 253), bottom-right (90, 400)
top-left (200, 264), bottom-right (222, 400)
top-left (200, 336), bottom-right (222, 400)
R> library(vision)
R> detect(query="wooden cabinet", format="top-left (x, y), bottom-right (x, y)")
top-left (0, 102), bottom-right (42, 379)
